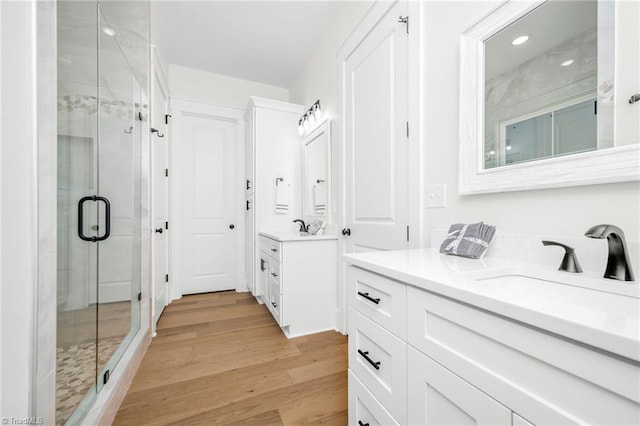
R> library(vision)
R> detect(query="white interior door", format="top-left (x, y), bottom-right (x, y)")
top-left (339, 1), bottom-right (409, 333)
top-left (343, 0), bottom-right (409, 254)
top-left (174, 110), bottom-right (237, 295)
top-left (152, 63), bottom-right (169, 326)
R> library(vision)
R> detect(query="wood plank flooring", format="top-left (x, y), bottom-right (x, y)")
top-left (113, 291), bottom-right (348, 425)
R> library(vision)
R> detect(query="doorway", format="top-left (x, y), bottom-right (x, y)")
top-left (171, 100), bottom-right (244, 296)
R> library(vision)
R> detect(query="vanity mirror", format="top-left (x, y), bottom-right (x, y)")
top-left (302, 119), bottom-right (331, 220)
top-left (459, 0), bottom-right (639, 194)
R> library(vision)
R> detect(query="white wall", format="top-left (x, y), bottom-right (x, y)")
top-left (289, 0), bottom-right (373, 225)
top-left (169, 64), bottom-right (290, 109)
top-left (1, 1), bottom-right (38, 419)
top-left (422, 1), bottom-right (640, 246)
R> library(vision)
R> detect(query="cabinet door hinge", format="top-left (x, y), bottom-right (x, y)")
top-left (398, 16), bottom-right (409, 33)
top-left (165, 221), bottom-right (169, 230)
top-left (165, 168), bottom-right (168, 177)
top-left (165, 274), bottom-right (169, 283)
top-left (406, 121), bottom-right (409, 138)
top-left (165, 114), bottom-right (172, 125)
top-left (406, 226), bottom-right (410, 241)
top-left (137, 292), bottom-right (142, 301)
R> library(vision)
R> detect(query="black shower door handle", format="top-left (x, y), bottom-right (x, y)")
top-left (78, 195), bottom-right (111, 242)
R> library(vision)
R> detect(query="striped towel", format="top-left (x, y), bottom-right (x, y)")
top-left (276, 182), bottom-right (290, 214)
top-left (439, 222), bottom-right (496, 259)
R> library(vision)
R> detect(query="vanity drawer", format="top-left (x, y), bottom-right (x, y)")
top-left (270, 262), bottom-right (281, 292)
top-left (349, 307), bottom-right (407, 424)
top-left (268, 239), bottom-right (282, 262)
top-left (259, 235), bottom-right (271, 253)
top-left (349, 370), bottom-right (399, 426)
top-left (347, 266), bottom-right (407, 339)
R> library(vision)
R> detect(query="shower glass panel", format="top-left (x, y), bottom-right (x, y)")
top-left (95, 6), bottom-right (141, 393)
top-left (56, 2), bottom-right (99, 424)
top-left (56, 2), bottom-right (143, 424)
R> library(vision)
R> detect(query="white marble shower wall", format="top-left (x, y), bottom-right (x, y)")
top-left (484, 27), bottom-right (600, 167)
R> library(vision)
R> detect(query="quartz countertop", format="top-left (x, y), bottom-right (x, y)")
top-left (259, 230), bottom-right (337, 242)
top-left (344, 249), bottom-right (640, 362)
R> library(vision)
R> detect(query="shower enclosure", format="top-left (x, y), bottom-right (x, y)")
top-left (56, 1), bottom-right (148, 424)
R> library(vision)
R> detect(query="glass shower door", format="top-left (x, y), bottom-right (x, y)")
top-left (56, 2), bottom-right (143, 423)
top-left (56, 2), bottom-right (99, 424)
top-left (95, 6), bottom-right (141, 393)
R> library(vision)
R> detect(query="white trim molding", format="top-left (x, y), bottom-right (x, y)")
top-left (458, 0), bottom-right (640, 194)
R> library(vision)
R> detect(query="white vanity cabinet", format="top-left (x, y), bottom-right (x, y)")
top-left (244, 97), bottom-right (304, 298)
top-left (345, 257), bottom-right (640, 426)
top-left (259, 232), bottom-right (337, 337)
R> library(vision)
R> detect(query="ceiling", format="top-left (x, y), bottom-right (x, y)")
top-left (151, 1), bottom-right (351, 88)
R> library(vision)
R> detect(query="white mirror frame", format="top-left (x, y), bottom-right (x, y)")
top-left (459, 0), bottom-right (640, 195)
top-left (302, 119), bottom-right (331, 221)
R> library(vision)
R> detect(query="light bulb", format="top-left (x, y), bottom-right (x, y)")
top-left (313, 104), bottom-right (322, 122)
top-left (511, 35), bottom-right (529, 46)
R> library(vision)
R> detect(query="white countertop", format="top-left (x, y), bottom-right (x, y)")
top-left (344, 249), bottom-right (640, 362)
top-left (259, 230), bottom-right (338, 242)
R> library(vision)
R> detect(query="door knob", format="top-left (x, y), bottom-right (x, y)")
top-left (155, 228), bottom-right (163, 234)
top-left (342, 228), bottom-right (351, 236)
top-left (229, 224), bottom-right (235, 229)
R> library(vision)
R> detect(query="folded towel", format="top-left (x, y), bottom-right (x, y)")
top-left (439, 222), bottom-right (496, 259)
top-left (276, 182), bottom-right (290, 214)
top-left (313, 181), bottom-right (327, 214)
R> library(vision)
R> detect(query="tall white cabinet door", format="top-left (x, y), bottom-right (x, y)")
top-left (245, 193), bottom-right (255, 294)
top-left (343, 0), bottom-right (409, 253)
top-left (408, 347), bottom-right (512, 426)
top-left (152, 59), bottom-right (169, 327)
top-left (174, 112), bottom-right (237, 294)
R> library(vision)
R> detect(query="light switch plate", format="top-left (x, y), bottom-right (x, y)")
top-left (426, 183), bottom-right (446, 208)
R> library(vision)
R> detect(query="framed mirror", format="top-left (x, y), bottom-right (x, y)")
top-left (459, 0), bottom-right (639, 194)
top-left (302, 119), bottom-right (331, 220)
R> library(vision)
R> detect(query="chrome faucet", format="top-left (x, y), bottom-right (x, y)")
top-left (585, 224), bottom-right (635, 281)
top-left (293, 219), bottom-right (308, 233)
top-left (542, 241), bottom-right (582, 273)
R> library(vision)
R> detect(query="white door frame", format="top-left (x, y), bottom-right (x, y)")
top-left (336, 0), bottom-right (424, 334)
top-left (168, 98), bottom-right (245, 300)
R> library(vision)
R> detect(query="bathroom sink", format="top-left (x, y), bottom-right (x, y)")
top-left (458, 266), bottom-right (639, 299)
top-left (453, 266), bottom-right (639, 339)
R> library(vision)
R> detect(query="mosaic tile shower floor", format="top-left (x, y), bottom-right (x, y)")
top-left (56, 337), bottom-right (122, 425)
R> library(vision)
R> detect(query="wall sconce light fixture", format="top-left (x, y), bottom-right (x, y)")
top-left (298, 100), bottom-right (322, 136)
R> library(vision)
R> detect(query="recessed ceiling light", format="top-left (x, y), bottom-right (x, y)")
top-left (511, 35), bottom-right (529, 46)
top-left (103, 27), bottom-right (116, 37)
top-left (561, 59), bottom-right (574, 67)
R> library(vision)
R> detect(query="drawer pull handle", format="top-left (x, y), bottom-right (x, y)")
top-left (357, 291), bottom-right (380, 305)
top-left (271, 248), bottom-right (278, 252)
top-left (271, 301), bottom-right (278, 308)
top-left (358, 349), bottom-right (381, 370)
top-left (358, 422), bottom-right (369, 426)
top-left (271, 272), bottom-right (278, 277)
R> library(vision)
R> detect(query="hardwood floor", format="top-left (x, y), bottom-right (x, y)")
top-left (113, 291), bottom-right (348, 425)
